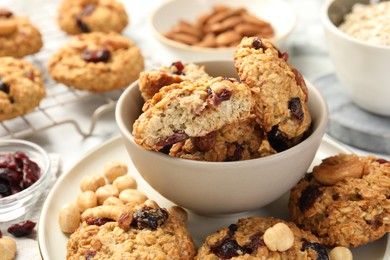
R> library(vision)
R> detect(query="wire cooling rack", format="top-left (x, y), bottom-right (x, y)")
top-left (0, 0), bottom-right (161, 139)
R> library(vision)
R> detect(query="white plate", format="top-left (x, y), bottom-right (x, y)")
top-left (38, 135), bottom-right (389, 259)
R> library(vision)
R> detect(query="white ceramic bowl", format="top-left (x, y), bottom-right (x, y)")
top-left (115, 60), bottom-right (328, 215)
top-left (0, 139), bottom-right (51, 221)
top-left (150, 0), bottom-right (296, 61)
top-left (321, 0), bottom-right (390, 116)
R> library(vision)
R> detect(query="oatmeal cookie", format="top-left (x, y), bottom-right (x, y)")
top-left (234, 37), bottom-right (311, 152)
top-left (196, 216), bottom-right (329, 259)
top-left (0, 57), bottom-right (45, 122)
top-left (139, 61), bottom-right (210, 101)
top-left (169, 118), bottom-right (263, 161)
top-left (48, 31), bottom-right (144, 92)
top-left (132, 77), bottom-right (254, 151)
top-left (0, 8), bottom-right (43, 58)
top-left (66, 203), bottom-right (196, 259)
top-left (57, 0), bottom-right (128, 35)
top-left (289, 154), bottom-right (390, 248)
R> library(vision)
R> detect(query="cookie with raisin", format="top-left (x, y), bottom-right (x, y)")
top-left (196, 216), bottom-right (329, 259)
top-left (289, 154), bottom-right (390, 248)
top-left (132, 76), bottom-right (254, 151)
top-left (139, 61), bottom-right (210, 101)
top-left (67, 203), bottom-right (196, 259)
top-left (0, 57), bottom-right (45, 122)
top-left (234, 37), bottom-right (311, 152)
top-left (57, 0), bottom-right (128, 35)
top-left (48, 31), bottom-right (144, 92)
top-left (0, 8), bottom-right (43, 58)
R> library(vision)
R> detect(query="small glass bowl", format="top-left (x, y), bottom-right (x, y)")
top-left (0, 139), bottom-right (51, 221)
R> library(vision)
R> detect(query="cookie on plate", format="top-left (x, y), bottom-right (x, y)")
top-left (169, 118), bottom-right (263, 161)
top-left (57, 0), bottom-right (128, 35)
top-left (132, 76), bottom-right (254, 151)
top-left (48, 31), bottom-right (144, 92)
top-left (289, 154), bottom-right (390, 248)
top-left (0, 8), bottom-right (43, 58)
top-left (196, 216), bottom-right (329, 259)
top-left (0, 57), bottom-right (45, 122)
top-left (67, 203), bottom-right (196, 259)
top-left (139, 61), bottom-right (210, 101)
top-left (234, 37), bottom-right (311, 153)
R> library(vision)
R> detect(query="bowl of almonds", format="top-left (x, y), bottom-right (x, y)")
top-left (150, 0), bottom-right (296, 60)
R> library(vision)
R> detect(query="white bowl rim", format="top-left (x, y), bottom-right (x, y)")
top-left (149, 0), bottom-right (297, 53)
top-left (321, 0), bottom-right (390, 50)
top-left (116, 72), bottom-right (329, 167)
top-left (0, 139), bottom-right (51, 204)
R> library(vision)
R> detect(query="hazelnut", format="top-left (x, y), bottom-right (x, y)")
top-left (80, 174), bottom-right (106, 192)
top-left (103, 196), bottom-right (124, 206)
top-left (58, 203), bottom-right (81, 234)
top-left (95, 185), bottom-right (119, 205)
top-left (329, 246), bottom-right (353, 260)
top-left (0, 237), bottom-right (16, 260)
top-left (263, 222), bottom-right (294, 252)
top-left (103, 161), bottom-right (128, 183)
top-left (169, 205), bottom-right (188, 223)
top-left (119, 189), bottom-right (147, 204)
top-left (113, 175), bottom-right (137, 192)
top-left (76, 191), bottom-right (97, 212)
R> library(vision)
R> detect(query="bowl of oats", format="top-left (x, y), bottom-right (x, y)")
top-left (321, 0), bottom-right (390, 116)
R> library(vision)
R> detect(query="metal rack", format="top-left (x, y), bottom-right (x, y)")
top-left (0, 1), bottom-right (162, 139)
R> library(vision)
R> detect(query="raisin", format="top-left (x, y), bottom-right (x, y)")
top-left (192, 131), bottom-right (217, 152)
top-left (301, 242), bottom-right (329, 260)
top-left (206, 88), bottom-right (232, 107)
top-left (0, 79), bottom-right (10, 94)
top-left (244, 232), bottom-right (264, 253)
top-left (82, 49), bottom-right (111, 63)
top-left (75, 4), bottom-right (95, 32)
top-left (289, 97), bottom-right (304, 121)
top-left (225, 143), bottom-right (244, 161)
top-left (211, 239), bottom-right (246, 259)
top-left (85, 250), bottom-right (97, 260)
top-left (76, 18), bottom-right (90, 33)
top-left (156, 131), bottom-right (189, 148)
top-left (228, 224), bottom-right (237, 234)
top-left (267, 125), bottom-right (290, 152)
top-left (252, 37), bottom-right (263, 50)
top-left (171, 61), bottom-right (185, 75)
top-left (85, 217), bottom-right (114, 226)
top-left (0, 9), bottom-right (13, 18)
top-left (8, 220), bottom-right (36, 237)
top-left (131, 207), bottom-right (168, 230)
top-left (298, 185), bottom-right (323, 212)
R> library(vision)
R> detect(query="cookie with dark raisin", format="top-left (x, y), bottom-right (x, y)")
top-left (67, 203), bottom-right (196, 259)
top-left (132, 76), bottom-right (254, 151)
top-left (234, 37), bottom-right (311, 152)
top-left (0, 57), bottom-right (45, 122)
top-left (0, 8), bottom-right (43, 58)
top-left (139, 61), bottom-right (210, 101)
top-left (196, 217), bottom-right (329, 259)
top-left (48, 31), bottom-right (144, 92)
top-left (57, 0), bottom-right (128, 35)
top-left (289, 154), bottom-right (390, 248)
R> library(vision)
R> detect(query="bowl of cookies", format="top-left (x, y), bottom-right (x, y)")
top-left (116, 37), bottom-right (328, 215)
top-left (321, 0), bottom-right (390, 116)
top-left (150, 0), bottom-right (296, 61)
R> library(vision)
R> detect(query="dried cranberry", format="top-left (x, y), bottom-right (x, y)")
top-left (301, 242), bottom-right (329, 260)
top-left (192, 131), bottom-right (217, 152)
top-left (225, 143), bottom-right (244, 161)
top-left (228, 224), bottom-right (237, 233)
top-left (0, 230), bottom-right (2, 238)
top-left (82, 49), bottom-right (111, 63)
top-left (267, 125), bottom-right (290, 152)
top-left (376, 158), bottom-right (389, 164)
top-left (85, 250), bottom-right (97, 260)
top-left (298, 185), bottom-right (323, 213)
top-left (211, 239), bottom-right (246, 259)
top-left (244, 232), bottom-right (264, 253)
top-left (75, 4), bottom-right (95, 32)
top-left (8, 220), bottom-right (36, 237)
top-left (206, 88), bottom-right (233, 107)
top-left (252, 37), bottom-right (263, 50)
top-left (156, 131), bottom-right (189, 148)
top-left (292, 68), bottom-right (308, 99)
top-left (25, 72), bottom-right (35, 81)
top-left (131, 207), bottom-right (168, 230)
top-left (85, 217), bottom-right (114, 226)
top-left (0, 9), bottom-right (13, 18)
top-left (278, 50), bottom-right (289, 61)
top-left (76, 18), bottom-right (90, 33)
top-left (171, 61), bottom-right (185, 75)
top-left (289, 97), bottom-right (304, 121)
top-left (0, 79), bottom-right (10, 94)
top-left (0, 179), bottom-right (11, 198)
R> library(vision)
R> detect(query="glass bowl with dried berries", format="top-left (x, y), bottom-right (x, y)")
top-left (0, 139), bottom-right (51, 221)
